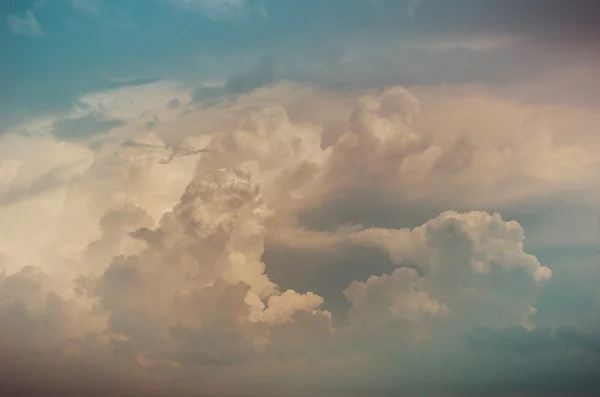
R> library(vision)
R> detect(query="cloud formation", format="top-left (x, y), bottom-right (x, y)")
top-left (1, 79), bottom-right (599, 396)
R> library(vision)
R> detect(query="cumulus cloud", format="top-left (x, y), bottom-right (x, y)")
top-left (71, 166), bottom-right (333, 372)
top-left (350, 211), bottom-right (551, 330)
top-left (331, 86), bottom-right (595, 206)
top-left (1, 79), bottom-right (599, 395)
top-left (344, 267), bottom-right (451, 339)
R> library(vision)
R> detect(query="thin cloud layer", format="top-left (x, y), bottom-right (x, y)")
top-left (167, 0), bottom-right (254, 20)
top-left (6, 10), bottom-right (44, 37)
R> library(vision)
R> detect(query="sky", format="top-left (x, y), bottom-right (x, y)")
top-left (1, 1), bottom-right (600, 396)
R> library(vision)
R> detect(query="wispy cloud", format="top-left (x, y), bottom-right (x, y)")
top-left (403, 35), bottom-right (514, 51)
top-left (166, 0), bottom-right (260, 20)
top-left (406, 0), bottom-right (421, 19)
top-left (7, 11), bottom-right (44, 37)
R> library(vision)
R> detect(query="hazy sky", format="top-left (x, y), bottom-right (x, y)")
top-left (1, 1), bottom-right (600, 396)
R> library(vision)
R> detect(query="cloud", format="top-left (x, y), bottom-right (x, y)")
top-left (73, 165), bottom-right (331, 367)
top-left (6, 10), bottom-right (44, 37)
top-left (404, 35), bottom-right (514, 51)
top-left (1, 79), bottom-right (600, 396)
top-left (406, 0), bottom-right (421, 19)
top-left (167, 98), bottom-right (181, 109)
top-left (273, 209), bottom-right (551, 336)
top-left (52, 113), bottom-right (126, 140)
top-left (0, 133), bottom-right (93, 208)
top-left (93, 77), bottom-right (162, 91)
top-left (283, 85), bottom-right (597, 212)
top-left (348, 211), bottom-right (551, 332)
top-left (190, 57), bottom-right (276, 105)
top-left (344, 267), bottom-right (451, 336)
top-left (167, 0), bottom-right (252, 20)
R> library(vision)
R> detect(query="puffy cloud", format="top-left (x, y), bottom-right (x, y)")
top-left (72, 166), bottom-right (333, 371)
top-left (327, 86), bottom-right (426, 193)
top-left (82, 204), bottom-right (154, 270)
top-left (0, 266), bottom-right (104, 357)
top-left (348, 211), bottom-right (551, 331)
top-left (182, 83), bottom-right (597, 222)
top-left (269, 209), bottom-right (551, 346)
top-left (1, 79), bottom-right (598, 396)
top-left (344, 267), bottom-right (451, 342)
top-left (323, 85), bottom-right (597, 207)
top-left (355, 211), bottom-right (552, 282)
top-left (197, 105), bottom-right (330, 217)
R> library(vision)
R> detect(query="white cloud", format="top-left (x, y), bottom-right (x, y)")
top-left (7, 10), bottom-right (44, 37)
